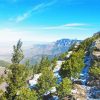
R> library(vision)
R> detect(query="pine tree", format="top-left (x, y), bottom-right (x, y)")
top-left (60, 50), bottom-right (85, 78)
top-left (11, 40), bottom-right (24, 64)
top-left (51, 57), bottom-right (58, 70)
top-left (37, 67), bottom-right (56, 99)
top-left (57, 77), bottom-right (72, 99)
top-left (3, 40), bottom-right (37, 100)
top-left (14, 87), bottom-right (38, 100)
top-left (38, 57), bottom-right (51, 73)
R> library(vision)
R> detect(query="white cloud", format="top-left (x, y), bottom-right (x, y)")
top-left (0, 28), bottom-right (56, 42)
top-left (0, 23), bottom-right (91, 43)
top-left (14, 0), bottom-right (57, 23)
top-left (32, 3), bottom-right (45, 11)
top-left (15, 3), bottom-right (45, 23)
top-left (15, 12), bottom-right (30, 23)
top-left (38, 23), bottom-right (89, 30)
top-left (63, 23), bottom-right (88, 27)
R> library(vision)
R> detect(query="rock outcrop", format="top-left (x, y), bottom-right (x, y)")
top-left (92, 38), bottom-right (100, 61)
top-left (72, 84), bottom-right (86, 100)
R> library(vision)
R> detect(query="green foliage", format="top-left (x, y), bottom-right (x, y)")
top-left (80, 32), bottom-right (100, 53)
top-left (58, 52), bottom-right (67, 60)
top-left (51, 57), bottom-right (58, 70)
top-left (32, 57), bottom-right (51, 74)
top-left (89, 60), bottom-right (100, 78)
top-left (1, 87), bottom-right (38, 100)
top-left (25, 59), bottom-right (30, 68)
top-left (88, 32), bottom-right (100, 79)
top-left (11, 40), bottom-right (24, 64)
top-left (68, 42), bottom-right (77, 51)
top-left (5, 64), bottom-right (28, 99)
top-left (1, 32), bottom-right (99, 99)
top-left (59, 32), bottom-right (100, 79)
top-left (60, 59), bottom-right (72, 78)
top-left (9, 64), bottom-right (28, 85)
top-left (32, 64), bottom-right (40, 74)
top-left (37, 67), bottom-right (56, 99)
top-left (57, 77), bottom-right (72, 99)
top-left (60, 50), bottom-right (85, 78)
top-left (14, 87), bottom-right (38, 100)
top-left (80, 38), bottom-right (92, 51)
top-left (24, 60), bottom-right (33, 76)
top-left (90, 66), bottom-right (100, 77)
top-left (38, 57), bottom-right (51, 73)
top-left (2, 40), bottom-right (37, 100)
top-left (0, 75), bottom-right (5, 84)
top-left (0, 92), bottom-right (7, 100)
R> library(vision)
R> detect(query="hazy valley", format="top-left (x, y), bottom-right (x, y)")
top-left (0, 39), bottom-right (80, 65)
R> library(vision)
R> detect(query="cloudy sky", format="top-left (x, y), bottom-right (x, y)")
top-left (0, 0), bottom-right (100, 42)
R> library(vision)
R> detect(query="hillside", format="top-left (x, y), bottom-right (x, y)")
top-left (59, 32), bottom-right (100, 99)
top-left (0, 32), bottom-right (100, 100)
top-left (0, 60), bottom-right (10, 67)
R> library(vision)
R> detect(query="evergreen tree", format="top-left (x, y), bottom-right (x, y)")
top-left (32, 64), bottom-right (39, 74)
top-left (60, 50), bottom-right (85, 78)
top-left (38, 56), bottom-right (51, 73)
top-left (25, 59), bottom-right (30, 68)
top-left (57, 77), bottom-right (72, 99)
top-left (51, 57), bottom-right (58, 70)
top-left (89, 61), bottom-right (100, 79)
top-left (37, 67), bottom-right (56, 99)
top-left (14, 87), bottom-right (38, 100)
top-left (3, 40), bottom-right (37, 100)
top-left (58, 52), bottom-right (67, 60)
top-left (11, 40), bottom-right (24, 64)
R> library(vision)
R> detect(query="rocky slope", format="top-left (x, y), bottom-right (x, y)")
top-left (72, 84), bottom-right (86, 100)
top-left (92, 38), bottom-right (100, 60)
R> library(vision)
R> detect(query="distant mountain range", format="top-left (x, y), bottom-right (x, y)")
top-left (0, 39), bottom-right (81, 64)
top-left (24, 39), bottom-right (81, 64)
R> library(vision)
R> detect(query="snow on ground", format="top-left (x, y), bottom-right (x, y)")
top-left (66, 51), bottom-right (73, 58)
top-left (28, 73), bottom-right (42, 87)
top-left (44, 87), bottom-right (56, 95)
top-left (53, 61), bottom-right (64, 73)
top-left (28, 60), bottom-right (63, 95)
top-left (29, 60), bottom-right (64, 88)
top-left (44, 61), bottom-right (64, 95)
top-left (80, 56), bottom-right (100, 99)
top-left (85, 86), bottom-right (100, 100)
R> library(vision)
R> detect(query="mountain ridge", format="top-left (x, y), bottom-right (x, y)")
top-left (24, 39), bottom-right (81, 64)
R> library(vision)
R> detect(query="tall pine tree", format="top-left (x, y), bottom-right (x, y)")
top-left (2, 40), bottom-right (37, 100)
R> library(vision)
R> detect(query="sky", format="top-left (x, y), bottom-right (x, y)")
top-left (0, 0), bottom-right (100, 43)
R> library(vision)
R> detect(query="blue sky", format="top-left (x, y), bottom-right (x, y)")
top-left (0, 0), bottom-right (100, 42)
